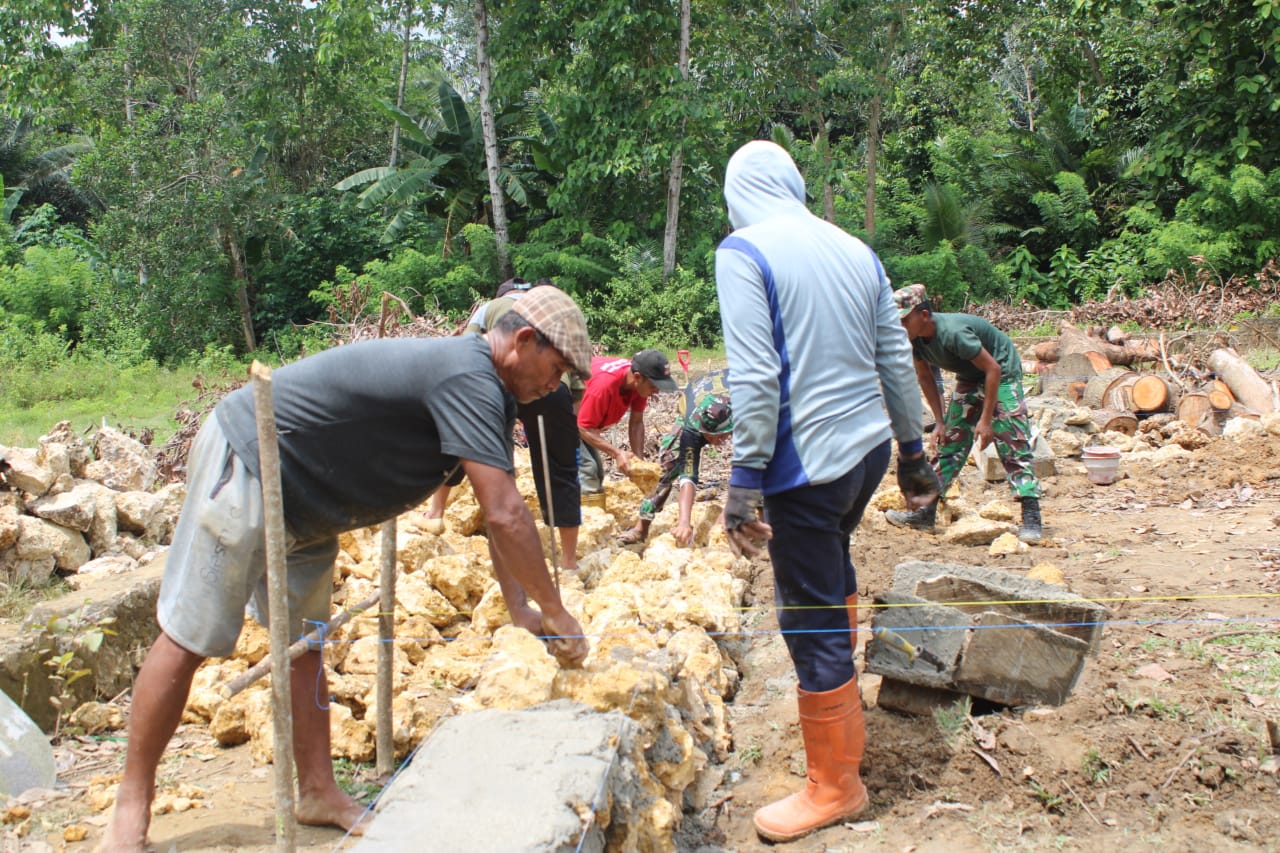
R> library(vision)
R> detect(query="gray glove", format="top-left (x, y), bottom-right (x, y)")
top-left (897, 455), bottom-right (940, 502)
top-left (724, 485), bottom-right (764, 531)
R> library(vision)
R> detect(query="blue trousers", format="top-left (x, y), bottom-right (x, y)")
top-left (765, 439), bottom-right (891, 693)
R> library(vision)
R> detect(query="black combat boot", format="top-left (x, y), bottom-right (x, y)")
top-left (885, 499), bottom-right (938, 532)
top-left (1019, 497), bottom-right (1043, 543)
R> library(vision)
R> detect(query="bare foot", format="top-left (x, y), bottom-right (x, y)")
top-left (297, 789), bottom-right (370, 835)
top-left (96, 799), bottom-right (154, 853)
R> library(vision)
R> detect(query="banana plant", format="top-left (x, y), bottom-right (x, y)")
top-left (335, 78), bottom-right (555, 244)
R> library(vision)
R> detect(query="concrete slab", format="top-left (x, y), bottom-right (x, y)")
top-left (351, 701), bottom-right (640, 853)
top-left (0, 686), bottom-right (55, 798)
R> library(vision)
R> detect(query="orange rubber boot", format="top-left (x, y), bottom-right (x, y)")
top-left (753, 678), bottom-right (869, 842)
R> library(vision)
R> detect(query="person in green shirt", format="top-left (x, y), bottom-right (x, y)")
top-left (885, 283), bottom-right (1043, 543)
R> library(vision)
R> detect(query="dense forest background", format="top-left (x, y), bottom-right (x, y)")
top-left (2, 0), bottom-right (1278, 368)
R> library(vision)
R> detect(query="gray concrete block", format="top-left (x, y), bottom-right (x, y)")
top-left (977, 436), bottom-right (1056, 482)
top-left (351, 701), bottom-right (647, 853)
top-left (865, 560), bottom-right (1109, 712)
top-left (953, 612), bottom-right (1091, 706)
top-left (0, 687), bottom-right (55, 797)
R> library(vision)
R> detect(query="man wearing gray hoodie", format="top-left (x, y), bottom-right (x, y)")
top-left (715, 140), bottom-right (939, 842)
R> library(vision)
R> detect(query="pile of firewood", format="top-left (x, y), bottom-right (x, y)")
top-left (1028, 322), bottom-right (1279, 436)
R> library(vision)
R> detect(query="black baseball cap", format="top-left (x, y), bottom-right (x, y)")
top-left (632, 349), bottom-right (678, 392)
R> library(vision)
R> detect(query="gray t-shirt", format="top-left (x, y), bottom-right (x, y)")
top-left (216, 335), bottom-right (515, 542)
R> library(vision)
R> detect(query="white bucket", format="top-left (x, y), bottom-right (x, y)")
top-left (1082, 446), bottom-right (1121, 485)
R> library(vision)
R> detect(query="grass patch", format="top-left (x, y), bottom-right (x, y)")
top-left (0, 576), bottom-right (73, 620)
top-left (932, 695), bottom-right (972, 750)
top-left (1245, 346), bottom-right (1280, 372)
top-left (333, 758), bottom-right (383, 805)
top-left (0, 354), bottom-right (238, 448)
top-left (1201, 631), bottom-right (1280, 698)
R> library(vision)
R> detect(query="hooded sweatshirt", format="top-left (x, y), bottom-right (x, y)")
top-left (715, 140), bottom-right (923, 494)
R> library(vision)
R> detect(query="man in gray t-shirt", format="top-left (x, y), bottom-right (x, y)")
top-left (100, 287), bottom-right (594, 852)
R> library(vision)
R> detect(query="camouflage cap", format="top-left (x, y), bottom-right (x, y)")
top-left (893, 283), bottom-right (929, 318)
top-left (691, 394), bottom-right (733, 435)
top-left (509, 286), bottom-right (593, 380)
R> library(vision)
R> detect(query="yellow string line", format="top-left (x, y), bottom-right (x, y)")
top-left (329, 588), bottom-right (1280, 622)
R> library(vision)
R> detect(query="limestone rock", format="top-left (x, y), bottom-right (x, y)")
top-left (469, 583), bottom-right (513, 635)
top-left (65, 701), bottom-right (124, 734)
top-left (25, 483), bottom-right (97, 532)
top-left (1027, 563), bottom-right (1066, 586)
top-left (396, 572), bottom-right (460, 628)
top-left (1046, 429), bottom-right (1083, 458)
top-left (209, 687), bottom-right (269, 746)
top-left (978, 501), bottom-right (1015, 522)
top-left (329, 702), bottom-right (375, 762)
top-left (423, 554), bottom-right (491, 612)
top-left (0, 503), bottom-right (18, 550)
top-left (459, 625), bottom-right (559, 711)
top-left (1, 446), bottom-right (56, 496)
top-left (16, 515), bottom-right (90, 571)
top-left (114, 491), bottom-right (161, 537)
top-left (85, 426), bottom-right (157, 493)
top-left (39, 422), bottom-right (92, 477)
top-left (988, 532), bottom-right (1030, 556)
top-left (627, 460), bottom-right (662, 495)
top-left (941, 514), bottom-right (1011, 546)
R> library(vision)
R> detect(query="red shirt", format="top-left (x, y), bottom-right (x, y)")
top-left (577, 356), bottom-right (647, 429)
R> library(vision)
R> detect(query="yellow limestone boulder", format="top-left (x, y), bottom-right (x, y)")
top-left (628, 460), bottom-right (662, 495)
top-left (458, 625), bottom-right (560, 712)
top-left (423, 553), bottom-right (492, 612)
top-left (417, 627), bottom-right (492, 688)
top-left (183, 659), bottom-right (247, 723)
top-left (397, 571), bottom-right (461, 628)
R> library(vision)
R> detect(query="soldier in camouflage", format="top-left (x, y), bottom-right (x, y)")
top-left (618, 370), bottom-right (733, 547)
top-left (885, 283), bottom-right (1044, 543)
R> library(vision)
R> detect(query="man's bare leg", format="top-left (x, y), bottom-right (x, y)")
top-left (97, 632), bottom-right (205, 853)
top-left (290, 649), bottom-right (369, 835)
top-left (557, 526), bottom-right (579, 572)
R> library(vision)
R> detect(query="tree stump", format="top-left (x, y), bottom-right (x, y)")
top-left (1131, 375), bottom-right (1179, 413)
top-left (1090, 409), bottom-right (1138, 435)
top-left (1175, 392), bottom-right (1213, 431)
top-left (1039, 352), bottom-right (1098, 399)
top-left (1082, 367), bottom-right (1135, 410)
top-left (1208, 379), bottom-right (1235, 411)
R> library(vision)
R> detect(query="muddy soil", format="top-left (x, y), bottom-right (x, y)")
top-left (13, 433), bottom-right (1280, 853)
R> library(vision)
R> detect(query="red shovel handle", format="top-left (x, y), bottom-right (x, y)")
top-left (677, 350), bottom-right (690, 373)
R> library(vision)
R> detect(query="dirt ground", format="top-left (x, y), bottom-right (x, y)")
top-left (11, 427), bottom-right (1280, 853)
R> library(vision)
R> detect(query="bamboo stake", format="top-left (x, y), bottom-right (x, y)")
top-left (250, 360), bottom-right (297, 853)
top-left (537, 414), bottom-right (559, 587)
top-left (375, 519), bottom-right (396, 777)
top-left (375, 294), bottom-right (397, 778)
top-left (221, 592), bottom-right (380, 699)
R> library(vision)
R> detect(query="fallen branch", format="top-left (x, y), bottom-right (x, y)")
top-left (1062, 778), bottom-right (1103, 827)
top-left (1126, 735), bottom-right (1151, 761)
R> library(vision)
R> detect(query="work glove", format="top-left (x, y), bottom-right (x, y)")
top-left (724, 485), bottom-right (764, 531)
top-left (897, 454), bottom-right (940, 507)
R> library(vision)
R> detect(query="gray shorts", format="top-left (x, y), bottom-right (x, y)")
top-left (157, 417), bottom-right (339, 658)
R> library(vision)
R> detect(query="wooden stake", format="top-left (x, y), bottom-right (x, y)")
top-left (537, 414), bottom-right (559, 587)
top-left (375, 519), bottom-right (396, 778)
top-left (250, 360), bottom-right (297, 853)
top-left (221, 591), bottom-right (380, 699)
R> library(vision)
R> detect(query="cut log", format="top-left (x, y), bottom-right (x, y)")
top-left (1206, 348), bottom-right (1275, 413)
top-left (1067, 381), bottom-right (1088, 403)
top-left (1082, 367), bottom-right (1135, 410)
top-left (1032, 341), bottom-right (1059, 363)
top-left (1083, 351), bottom-right (1112, 372)
top-left (1039, 352), bottom-right (1097, 399)
top-left (1210, 379), bottom-right (1235, 407)
top-left (1175, 392), bottom-right (1213, 431)
top-left (1090, 409), bottom-right (1137, 435)
top-left (1131, 375), bottom-right (1178, 413)
top-left (1206, 385), bottom-right (1233, 412)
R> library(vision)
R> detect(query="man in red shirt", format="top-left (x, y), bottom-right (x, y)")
top-left (577, 349), bottom-right (677, 499)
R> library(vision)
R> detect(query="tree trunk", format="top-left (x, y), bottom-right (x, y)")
top-left (221, 226), bottom-right (256, 353)
top-left (389, 6), bottom-right (412, 169)
top-left (1082, 367), bottom-right (1135, 410)
top-left (864, 93), bottom-right (880, 237)
top-left (1206, 347), bottom-right (1275, 413)
top-left (662, 0), bottom-right (691, 281)
top-left (473, 0), bottom-right (512, 279)
top-left (1090, 409), bottom-right (1137, 435)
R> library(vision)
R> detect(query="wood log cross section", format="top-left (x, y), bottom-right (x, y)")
top-left (1030, 323), bottom-right (1276, 434)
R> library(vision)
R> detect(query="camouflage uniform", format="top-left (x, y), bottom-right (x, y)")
top-left (936, 379), bottom-right (1041, 499)
top-left (637, 371), bottom-right (732, 520)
